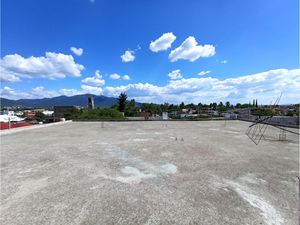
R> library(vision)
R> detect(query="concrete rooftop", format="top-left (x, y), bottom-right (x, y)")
top-left (0, 121), bottom-right (299, 225)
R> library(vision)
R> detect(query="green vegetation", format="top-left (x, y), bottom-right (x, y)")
top-left (67, 108), bottom-right (125, 121)
top-left (34, 111), bottom-right (45, 121)
top-left (125, 99), bottom-right (139, 117)
top-left (118, 92), bottom-right (127, 112)
top-left (251, 108), bottom-right (275, 116)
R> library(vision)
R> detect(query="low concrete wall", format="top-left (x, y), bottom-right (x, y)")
top-left (0, 120), bottom-right (73, 136)
top-left (126, 117), bottom-right (145, 121)
top-left (240, 116), bottom-right (299, 128)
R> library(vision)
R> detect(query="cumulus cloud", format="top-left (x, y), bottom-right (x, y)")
top-left (168, 69), bottom-right (183, 80)
top-left (1, 86), bottom-right (31, 99)
top-left (70, 47), bottom-right (83, 56)
top-left (0, 52), bottom-right (84, 82)
top-left (0, 85), bottom-right (103, 100)
top-left (221, 60), bottom-right (228, 64)
top-left (121, 50), bottom-right (135, 62)
top-left (169, 36), bottom-right (215, 62)
top-left (110, 73), bottom-right (131, 80)
top-left (149, 32), bottom-right (176, 52)
top-left (81, 85), bottom-right (103, 95)
top-left (110, 73), bottom-right (121, 80)
top-left (81, 70), bottom-right (105, 86)
top-left (198, 70), bottom-right (211, 76)
top-left (104, 68), bottom-right (300, 104)
top-left (2, 69), bottom-right (299, 104)
top-left (123, 75), bottom-right (130, 80)
top-left (0, 86), bottom-right (82, 100)
top-left (0, 70), bottom-right (21, 82)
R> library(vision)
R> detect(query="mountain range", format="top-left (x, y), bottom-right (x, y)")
top-left (0, 94), bottom-right (119, 108)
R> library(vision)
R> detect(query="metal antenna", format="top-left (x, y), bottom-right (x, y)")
top-left (245, 93), bottom-right (297, 145)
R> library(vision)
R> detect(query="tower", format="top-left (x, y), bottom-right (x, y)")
top-left (88, 96), bottom-right (95, 109)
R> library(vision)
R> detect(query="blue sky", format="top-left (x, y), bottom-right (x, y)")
top-left (1, 0), bottom-right (299, 104)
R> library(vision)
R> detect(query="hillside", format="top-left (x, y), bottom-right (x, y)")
top-left (0, 94), bottom-right (119, 108)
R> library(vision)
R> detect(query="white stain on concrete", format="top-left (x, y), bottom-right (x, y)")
top-left (228, 181), bottom-right (284, 225)
top-left (239, 174), bottom-right (267, 185)
top-left (210, 174), bottom-right (284, 225)
top-left (160, 163), bottom-right (177, 174)
top-left (132, 138), bottom-right (151, 142)
top-left (99, 143), bottom-right (177, 184)
top-left (115, 166), bottom-right (155, 184)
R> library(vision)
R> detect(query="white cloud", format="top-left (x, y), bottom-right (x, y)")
top-left (123, 75), bottom-right (130, 80)
top-left (221, 60), bottom-right (228, 64)
top-left (0, 52), bottom-right (84, 81)
top-left (1, 86), bottom-right (31, 99)
top-left (104, 68), bottom-right (300, 104)
top-left (0, 70), bottom-right (21, 82)
top-left (70, 47), bottom-right (83, 56)
top-left (109, 73), bottom-right (131, 80)
top-left (168, 69), bottom-right (183, 80)
top-left (121, 50), bottom-right (135, 62)
top-left (169, 36), bottom-right (215, 62)
top-left (198, 70), bottom-right (211, 76)
top-left (81, 85), bottom-right (103, 95)
top-left (2, 69), bottom-right (299, 104)
top-left (110, 73), bottom-right (121, 80)
top-left (149, 32), bottom-right (176, 52)
top-left (0, 86), bottom-right (82, 100)
top-left (81, 70), bottom-right (105, 86)
top-left (0, 85), bottom-right (103, 100)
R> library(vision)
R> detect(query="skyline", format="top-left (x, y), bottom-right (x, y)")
top-left (1, 0), bottom-right (299, 104)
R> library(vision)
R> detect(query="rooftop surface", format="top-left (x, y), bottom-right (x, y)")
top-left (1, 121), bottom-right (299, 225)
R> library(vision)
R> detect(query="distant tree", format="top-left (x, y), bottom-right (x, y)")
top-left (125, 99), bottom-right (139, 117)
top-left (212, 102), bottom-right (217, 110)
top-left (225, 101), bottom-right (231, 108)
top-left (217, 101), bottom-right (227, 112)
top-left (161, 103), bottom-right (169, 112)
top-left (34, 111), bottom-right (45, 122)
top-left (179, 102), bottom-right (185, 109)
top-left (286, 111), bottom-right (295, 117)
top-left (251, 109), bottom-right (274, 116)
top-left (236, 103), bottom-right (242, 108)
top-left (203, 104), bottom-right (209, 109)
top-left (198, 103), bottom-right (203, 113)
top-left (255, 99), bottom-right (258, 108)
top-left (168, 104), bottom-right (179, 112)
top-left (186, 103), bottom-right (196, 110)
top-left (110, 104), bottom-right (118, 110)
top-left (242, 103), bottom-right (250, 108)
top-left (118, 92), bottom-right (127, 112)
top-left (75, 108), bottom-right (124, 120)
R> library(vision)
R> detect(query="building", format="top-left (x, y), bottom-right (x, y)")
top-left (43, 110), bottom-right (54, 116)
top-left (224, 112), bottom-right (238, 120)
top-left (162, 112), bottom-right (169, 120)
top-left (139, 111), bottom-right (149, 120)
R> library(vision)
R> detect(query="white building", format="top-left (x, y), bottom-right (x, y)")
top-left (0, 111), bottom-right (24, 122)
top-left (43, 110), bottom-right (54, 116)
